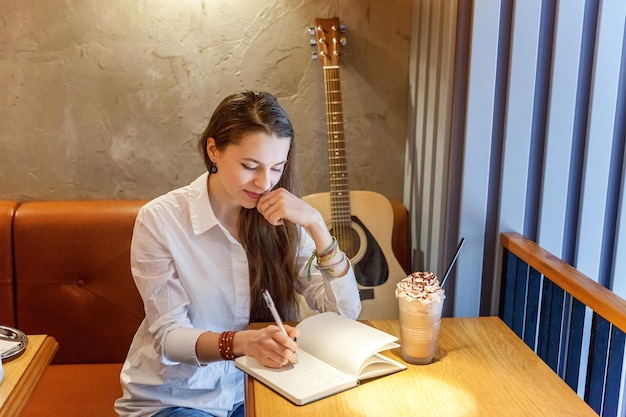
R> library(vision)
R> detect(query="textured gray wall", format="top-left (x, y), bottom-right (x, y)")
top-left (0, 0), bottom-right (410, 202)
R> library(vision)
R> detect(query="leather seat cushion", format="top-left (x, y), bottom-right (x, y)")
top-left (20, 363), bottom-right (123, 417)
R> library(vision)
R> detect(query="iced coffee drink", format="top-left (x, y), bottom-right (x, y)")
top-left (395, 271), bottom-right (445, 364)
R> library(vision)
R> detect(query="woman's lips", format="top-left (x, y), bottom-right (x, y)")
top-left (244, 190), bottom-right (263, 200)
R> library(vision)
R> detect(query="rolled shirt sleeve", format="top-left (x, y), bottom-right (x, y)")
top-left (163, 327), bottom-right (206, 366)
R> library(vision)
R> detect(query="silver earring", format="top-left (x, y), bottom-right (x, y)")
top-left (210, 162), bottom-right (218, 174)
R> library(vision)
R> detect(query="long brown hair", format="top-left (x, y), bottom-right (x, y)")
top-left (198, 91), bottom-right (301, 322)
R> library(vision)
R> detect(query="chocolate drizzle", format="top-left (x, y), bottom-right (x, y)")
top-left (395, 271), bottom-right (445, 302)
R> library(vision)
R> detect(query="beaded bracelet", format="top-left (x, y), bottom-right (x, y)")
top-left (218, 331), bottom-right (237, 360)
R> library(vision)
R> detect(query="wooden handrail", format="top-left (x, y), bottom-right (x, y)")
top-left (501, 232), bottom-right (626, 334)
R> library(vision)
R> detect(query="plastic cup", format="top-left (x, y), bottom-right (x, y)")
top-left (398, 296), bottom-right (444, 364)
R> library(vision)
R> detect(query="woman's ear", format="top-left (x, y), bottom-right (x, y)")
top-left (206, 137), bottom-right (218, 162)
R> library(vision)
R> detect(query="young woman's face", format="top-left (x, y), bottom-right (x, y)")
top-left (208, 131), bottom-right (291, 209)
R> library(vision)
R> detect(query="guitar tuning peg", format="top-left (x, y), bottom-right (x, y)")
top-left (339, 37), bottom-right (347, 46)
top-left (307, 26), bottom-right (316, 36)
top-left (310, 38), bottom-right (317, 46)
top-left (339, 24), bottom-right (347, 33)
top-left (311, 52), bottom-right (319, 61)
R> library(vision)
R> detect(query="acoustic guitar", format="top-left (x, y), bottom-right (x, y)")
top-left (303, 17), bottom-right (405, 319)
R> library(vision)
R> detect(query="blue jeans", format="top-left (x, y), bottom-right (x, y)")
top-left (152, 403), bottom-right (244, 417)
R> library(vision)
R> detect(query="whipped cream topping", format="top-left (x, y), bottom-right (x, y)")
top-left (395, 271), bottom-right (445, 302)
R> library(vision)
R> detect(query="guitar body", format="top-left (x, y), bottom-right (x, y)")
top-left (304, 191), bottom-right (405, 319)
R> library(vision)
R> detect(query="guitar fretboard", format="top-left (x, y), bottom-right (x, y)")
top-left (323, 66), bottom-right (352, 229)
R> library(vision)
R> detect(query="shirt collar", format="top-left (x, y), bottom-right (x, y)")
top-left (187, 171), bottom-right (219, 235)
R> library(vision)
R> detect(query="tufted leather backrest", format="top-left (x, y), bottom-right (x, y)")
top-left (13, 200), bottom-right (146, 364)
top-left (0, 201), bottom-right (20, 327)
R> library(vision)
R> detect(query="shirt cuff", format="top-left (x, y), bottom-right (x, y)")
top-left (163, 327), bottom-right (206, 366)
top-left (326, 261), bottom-right (362, 319)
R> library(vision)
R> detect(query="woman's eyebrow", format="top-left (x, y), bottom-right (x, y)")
top-left (242, 157), bottom-right (287, 166)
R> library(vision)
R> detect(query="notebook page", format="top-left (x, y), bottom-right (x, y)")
top-left (296, 312), bottom-right (400, 377)
top-left (235, 349), bottom-right (356, 405)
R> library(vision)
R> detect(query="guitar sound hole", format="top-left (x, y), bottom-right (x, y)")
top-left (331, 226), bottom-right (362, 261)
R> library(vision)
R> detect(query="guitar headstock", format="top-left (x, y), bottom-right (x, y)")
top-left (310, 17), bottom-right (346, 67)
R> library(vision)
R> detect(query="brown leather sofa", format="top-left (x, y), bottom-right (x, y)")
top-left (10, 200), bottom-right (146, 417)
top-left (0, 199), bottom-right (409, 417)
top-left (0, 201), bottom-right (20, 327)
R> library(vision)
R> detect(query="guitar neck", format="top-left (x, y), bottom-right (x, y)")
top-left (323, 66), bottom-right (352, 227)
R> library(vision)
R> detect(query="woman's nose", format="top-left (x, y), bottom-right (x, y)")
top-left (253, 169), bottom-right (272, 191)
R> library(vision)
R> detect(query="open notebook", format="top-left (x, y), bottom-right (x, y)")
top-left (235, 312), bottom-right (407, 405)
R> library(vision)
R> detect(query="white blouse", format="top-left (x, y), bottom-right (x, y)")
top-left (115, 172), bottom-right (361, 417)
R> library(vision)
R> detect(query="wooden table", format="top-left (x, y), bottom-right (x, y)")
top-left (245, 317), bottom-right (598, 417)
top-left (0, 335), bottom-right (58, 417)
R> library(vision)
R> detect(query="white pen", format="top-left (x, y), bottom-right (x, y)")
top-left (262, 289), bottom-right (298, 364)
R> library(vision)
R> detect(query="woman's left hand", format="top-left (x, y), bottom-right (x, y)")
top-left (257, 188), bottom-right (323, 229)
top-left (257, 188), bottom-right (337, 261)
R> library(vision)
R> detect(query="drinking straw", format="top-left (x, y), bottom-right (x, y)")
top-left (441, 238), bottom-right (465, 288)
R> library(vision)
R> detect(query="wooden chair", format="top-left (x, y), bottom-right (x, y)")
top-left (499, 232), bottom-right (626, 417)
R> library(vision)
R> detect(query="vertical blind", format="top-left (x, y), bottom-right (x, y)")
top-left (406, 0), bottom-right (626, 412)
top-left (404, 0), bottom-right (469, 317)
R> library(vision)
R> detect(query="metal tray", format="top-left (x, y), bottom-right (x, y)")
top-left (0, 326), bottom-right (28, 362)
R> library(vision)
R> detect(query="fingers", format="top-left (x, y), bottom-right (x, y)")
top-left (271, 327), bottom-right (298, 364)
top-left (284, 324), bottom-right (300, 342)
top-left (260, 326), bottom-right (299, 368)
top-left (258, 190), bottom-right (278, 208)
top-left (257, 192), bottom-right (285, 225)
top-left (276, 328), bottom-right (298, 353)
top-left (257, 189), bottom-right (323, 230)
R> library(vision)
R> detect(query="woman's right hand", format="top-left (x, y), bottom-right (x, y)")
top-left (234, 325), bottom-right (299, 368)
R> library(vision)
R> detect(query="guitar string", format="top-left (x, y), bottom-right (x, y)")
top-left (324, 67), bottom-right (352, 256)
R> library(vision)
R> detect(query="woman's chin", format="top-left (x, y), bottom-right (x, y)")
top-left (240, 199), bottom-right (259, 210)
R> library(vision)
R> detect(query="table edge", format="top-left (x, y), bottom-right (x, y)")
top-left (244, 373), bottom-right (256, 417)
top-left (0, 336), bottom-right (58, 417)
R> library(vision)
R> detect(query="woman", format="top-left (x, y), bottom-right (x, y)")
top-left (115, 90), bottom-right (361, 417)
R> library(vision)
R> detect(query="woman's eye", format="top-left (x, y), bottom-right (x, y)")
top-left (271, 167), bottom-right (283, 173)
top-left (242, 164), bottom-right (256, 171)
